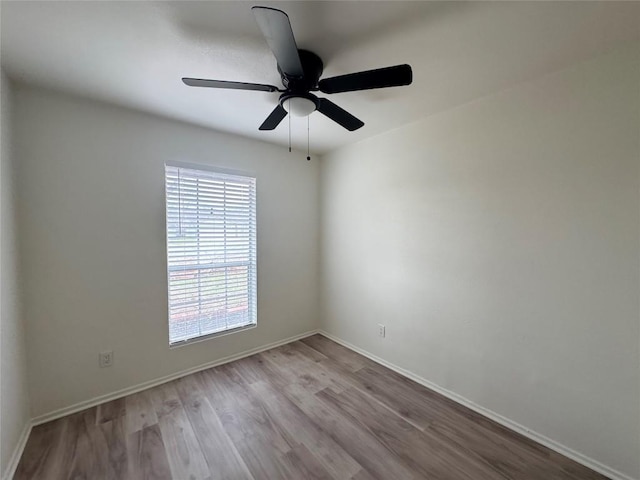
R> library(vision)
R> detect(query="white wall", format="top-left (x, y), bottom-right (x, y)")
top-left (14, 86), bottom-right (320, 418)
top-left (0, 72), bottom-right (31, 477)
top-left (321, 43), bottom-right (640, 479)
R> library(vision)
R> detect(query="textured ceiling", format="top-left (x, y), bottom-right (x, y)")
top-left (2, 1), bottom-right (639, 154)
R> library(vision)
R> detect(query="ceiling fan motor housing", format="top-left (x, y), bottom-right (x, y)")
top-left (278, 49), bottom-right (323, 92)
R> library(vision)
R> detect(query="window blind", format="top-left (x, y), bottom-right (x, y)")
top-left (165, 164), bottom-right (257, 344)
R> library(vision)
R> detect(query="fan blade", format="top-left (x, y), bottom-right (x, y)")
top-left (259, 104), bottom-right (288, 130)
top-left (182, 78), bottom-right (280, 92)
top-left (318, 64), bottom-right (412, 94)
top-left (252, 6), bottom-right (304, 78)
top-left (316, 98), bottom-right (364, 131)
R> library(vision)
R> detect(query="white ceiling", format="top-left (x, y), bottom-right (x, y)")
top-left (2, 1), bottom-right (639, 154)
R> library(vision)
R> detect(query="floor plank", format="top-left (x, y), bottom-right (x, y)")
top-left (174, 373), bottom-right (253, 480)
top-left (14, 418), bottom-right (67, 480)
top-left (65, 408), bottom-right (112, 479)
top-left (125, 389), bottom-right (159, 435)
top-left (198, 366), bottom-right (296, 479)
top-left (151, 382), bottom-right (211, 480)
top-left (249, 379), bottom-right (362, 479)
top-left (260, 344), bottom-right (352, 394)
top-left (15, 334), bottom-right (611, 480)
top-left (278, 443), bottom-right (334, 480)
top-left (282, 381), bottom-right (420, 480)
top-left (127, 424), bottom-right (173, 480)
top-left (317, 386), bottom-right (507, 480)
top-left (97, 397), bottom-right (127, 424)
top-left (349, 364), bottom-right (452, 430)
top-left (301, 335), bottom-right (373, 372)
top-left (98, 418), bottom-right (130, 479)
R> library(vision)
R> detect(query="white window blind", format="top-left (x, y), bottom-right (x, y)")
top-left (165, 164), bottom-right (257, 345)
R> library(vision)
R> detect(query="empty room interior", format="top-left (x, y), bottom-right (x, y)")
top-left (1, 1), bottom-right (639, 479)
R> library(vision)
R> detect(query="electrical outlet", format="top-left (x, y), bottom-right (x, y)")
top-left (99, 350), bottom-right (113, 368)
top-left (378, 324), bottom-right (386, 338)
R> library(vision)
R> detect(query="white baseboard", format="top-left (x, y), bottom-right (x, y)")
top-left (31, 329), bottom-right (319, 427)
top-left (2, 420), bottom-right (32, 480)
top-left (317, 330), bottom-right (636, 480)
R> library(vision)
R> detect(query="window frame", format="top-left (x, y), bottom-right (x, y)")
top-left (164, 161), bottom-right (258, 347)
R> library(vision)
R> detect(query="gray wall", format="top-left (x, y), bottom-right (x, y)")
top-left (320, 44), bottom-right (640, 479)
top-left (14, 86), bottom-right (320, 418)
top-left (0, 71), bottom-right (30, 478)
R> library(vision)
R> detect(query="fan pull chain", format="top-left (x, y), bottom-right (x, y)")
top-left (307, 116), bottom-right (311, 161)
top-left (288, 99), bottom-right (292, 153)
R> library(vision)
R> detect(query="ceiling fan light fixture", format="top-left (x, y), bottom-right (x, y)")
top-left (283, 96), bottom-right (317, 117)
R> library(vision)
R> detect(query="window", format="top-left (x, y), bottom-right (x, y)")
top-left (165, 163), bottom-right (257, 345)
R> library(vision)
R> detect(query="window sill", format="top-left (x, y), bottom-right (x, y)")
top-left (169, 322), bottom-right (257, 349)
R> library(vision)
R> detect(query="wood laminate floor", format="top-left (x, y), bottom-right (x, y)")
top-left (15, 334), bottom-right (609, 480)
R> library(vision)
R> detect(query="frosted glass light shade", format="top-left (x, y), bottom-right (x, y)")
top-left (284, 96), bottom-right (316, 117)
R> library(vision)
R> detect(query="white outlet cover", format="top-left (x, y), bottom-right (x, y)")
top-left (99, 351), bottom-right (113, 368)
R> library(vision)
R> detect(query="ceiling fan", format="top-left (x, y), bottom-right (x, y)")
top-left (182, 6), bottom-right (413, 132)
